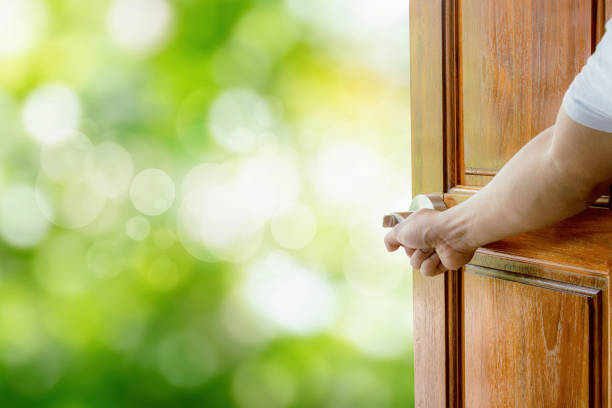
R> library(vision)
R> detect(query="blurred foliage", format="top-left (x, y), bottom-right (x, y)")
top-left (0, 0), bottom-right (414, 406)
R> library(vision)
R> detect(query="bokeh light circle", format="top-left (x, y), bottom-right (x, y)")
top-left (270, 203), bottom-right (317, 250)
top-left (129, 168), bottom-right (175, 216)
top-left (177, 153), bottom-right (300, 262)
top-left (309, 141), bottom-right (388, 206)
top-left (0, 0), bottom-right (48, 58)
top-left (86, 239), bottom-right (126, 279)
top-left (208, 88), bottom-right (278, 153)
top-left (244, 251), bottom-right (337, 334)
top-left (40, 130), bottom-right (93, 185)
top-left (0, 184), bottom-right (50, 248)
top-left (125, 215), bottom-right (150, 241)
top-left (22, 83), bottom-right (81, 145)
top-left (156, 331), bottom-right (217, 388)
top-left (36, 173), bottom-right (107, 229)
top-left (85, 142), bottom-right (134, 199)
top-left (107, 0), bottom-right (173, 55)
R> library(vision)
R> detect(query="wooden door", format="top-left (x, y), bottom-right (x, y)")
top-left (410, 1), bottom-right (612, 406)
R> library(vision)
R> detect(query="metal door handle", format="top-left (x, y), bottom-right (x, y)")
top-left (382, 193), bottom-right (447, 228)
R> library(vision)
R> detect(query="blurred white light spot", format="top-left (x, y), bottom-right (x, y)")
top-left (40, 131), bottom-right (93, 185)
top-left (270, 203), bottom-right (317, 250)
top-left (0, 185), bottom-right (50, 248)
top-left (130, 168), bottom-right (175, 216)
top-left (310, 141), bottom-right (387, 206)
top-left (208, 88), bottom-right (277, 153)
top-left (36, 174), bottom-right (106, 229)
top-left (85, 142), bottom-right (134, 199)
top-left (286, 0), bottom-right (411, 83)
top-left (0, 0), bottom-right (47, 58)
top-left (22, 84), bottom-right (81, 145)
top-left (125, 215), bottom-right (150, 241)
top-left (237, 152), bottom-right (300, 219)
top-left (178, 153), bottom-right (299, 262)
top-left (178, 163), bottom-right (262, 262)
top-left (233, 361), bottom-right (295, 408)
top-left (244, 251), bottom-right (336, 334)
top-left (156, 331), bottom-right (217, 388)
top-left (86, 239), bottom-right (126, 279)
top-left (107, 0), bottom-right (172, 55)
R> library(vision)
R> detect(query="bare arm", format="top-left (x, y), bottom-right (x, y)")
top-left (384, 108), bottom-right (612, 276)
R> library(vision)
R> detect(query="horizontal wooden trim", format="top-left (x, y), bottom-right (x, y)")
top-left (465, 168), bottom-right (497, 177)
top-left (444, 186), bottom-right (611, 209)
top-left (465, 264), bottom-right (602, 297)
top-left (464, 207), bottom-right (612, 277)
top-left (472, 249), bottom-right (610, 278)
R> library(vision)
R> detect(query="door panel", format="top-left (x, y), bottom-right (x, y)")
top-left (464, 265), bottom-right (601, 407)
top-left (409, 1), bottom-right (612, 406)
top-left (462, 0), bottom-right (593, 179)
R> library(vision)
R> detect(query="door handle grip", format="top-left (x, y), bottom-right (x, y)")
top-left (382, 212), bottom-right (413, 228)
top-left (382, 194), bottom-right (447, 228)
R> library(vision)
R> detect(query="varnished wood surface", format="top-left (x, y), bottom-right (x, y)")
top-left (411, 0), bottom-right (444, 196)
top-left (463, 265), bottom-right (599, 407)
top-left (445, 186), bottom-right (611, 210)
top-left (444, 189), bottom-right (612, 275)
top-left (461, 0), bottom-right (593, 174)
top-left (409, 1), bottom-right (612, 407)
top-left (410, 1), bottom-right (449, 407)
top-left (413, 272), bottom-right (447, 408)
top-left (481, 208), bottom-right (612, 276)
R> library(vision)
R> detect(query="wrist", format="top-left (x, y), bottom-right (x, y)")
top-left (434, 204), bottom-right (481, 253)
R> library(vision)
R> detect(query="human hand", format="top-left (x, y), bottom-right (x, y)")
top-left (384, 209), bottom-right (477, 277)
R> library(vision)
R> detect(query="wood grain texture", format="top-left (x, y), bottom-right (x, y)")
top-left (463, 265), bottom-right (601, 407)
top-left (466, 257), bottom-right (609, 408)
top-left (461, 0), bottom-right (593, 174)
top-left (412, 272), bottom-right (447, 408)
top-left (442, 192), bottom-right (612, 276)
top-left (444, 186), bottom-right (611, 210)
top-left (481, 208), bottom-right (612, 276)
top-left (410, 1), bottom-right (611, 407)
top-left (410, 0), bottom-right (444, 196)
top-left (463, 174), bottom-right (492, 187)
top-left (410, 2), bottom-right (448, 407)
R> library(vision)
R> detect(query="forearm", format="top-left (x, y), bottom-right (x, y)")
top-left (439, 114), bottom-right (609, 250)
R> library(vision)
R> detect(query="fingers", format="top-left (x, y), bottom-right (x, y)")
top-left (409, 248), bottom-right (434, 270)
top-left (419, 252), bottom-right (447, 277)
top-left (404, 247), bottom-right (416, 257)
top-left (384, 229), bottom-right (400, 252)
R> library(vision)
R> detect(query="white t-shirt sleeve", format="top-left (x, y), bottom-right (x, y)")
top-left (562, 19), bottom-right (612, 133)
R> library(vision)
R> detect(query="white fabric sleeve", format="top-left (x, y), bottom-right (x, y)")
top-left (562, 19), bottom-right (612, 133)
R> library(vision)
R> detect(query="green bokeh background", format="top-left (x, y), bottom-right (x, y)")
top-left (0, 0), bottom-right (414, 406)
